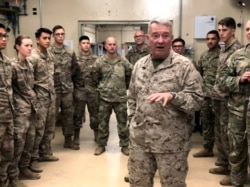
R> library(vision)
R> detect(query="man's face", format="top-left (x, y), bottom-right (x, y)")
top-left (206, 34), bottom-right (219, 50)
top-left (79, 39), bottom-right (90, 53)
top-left (104, 37), bottom-right (117, 55)
top-left (0, 28), bottom-right (8, 51)
top-left (218, 25), bottom-right (235, 44)
top-left (245, 21), bottom-right (250, 42)
top-left (37, 32), bottom-right (51, 49)
top-left (134, 31), bottom-right (145, 46)
top-left (172, 41), bottom-right (184, 55)
top-left (53, 28), bottom-right (65, 44)
top-left (147, 23), bottom-right (173, 60)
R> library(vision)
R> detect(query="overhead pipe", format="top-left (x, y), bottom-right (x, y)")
top-left (178, 0), bottom-right (183, 38)
top-left (39, 0), bottom-right (42, 27)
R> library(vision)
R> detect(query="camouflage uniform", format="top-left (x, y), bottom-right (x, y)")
top-left (8, 58), bottom-right (37, 178)
top-left (197, 47), bottom-right (220, 149)
top-left (125, 43), bottom-right (150, 65)
top-left (0, 53), bottom-right (14, 183)
top-left (49, 44), bottom-right (77, 137)
top-left (73, 52), bottom-right (98, 130)
top-left (219, 44), bottom-right (250, 186)
top-left (92, 54), bottom-right (133, 147)
top-left (211, 39), bottom-right (242, 168)
top-left (29, 48), bottom-right (56, 159)
top-left (128, 51), bottom-right (203, 187)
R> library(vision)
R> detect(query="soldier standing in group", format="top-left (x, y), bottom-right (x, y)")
top-left (218, 19), bottom-right (250, 187)
top-left (49, 25), bottom-right (77, 150)
top-left (30, 28), bottom-right (59, 170)
top-left (8, 35), bottom-right (40, 187)
top-left (0, 23), bottom-right (14, 187)
top-left (209, 17), bottom-right (243, 186)
top-left (72, 35), bottom-right (99, 149)
top-left (126, 30), bottom-right (150, 65)
top-left (193, 30), bottom-right (220, 157)
top-left (92, 36), bottom-right (133, 156)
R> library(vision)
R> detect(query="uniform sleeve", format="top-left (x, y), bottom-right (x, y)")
top-left (124, 59), bottom-right (134, 89)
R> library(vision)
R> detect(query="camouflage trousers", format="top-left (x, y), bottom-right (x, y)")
top-left (32, 96), bottom-right (56, 160)
top-left (56, 92), bottom-right (74, 136)
top-left (8, 113), bottom-right (36, 177)
top-left (213, 99), bottom-right (230, 167)
top-left (201, 97), bottom-right (215, 149)
top-left (228, 113), bottom-right (248, 186)
top-left (73, 89), bottom-right (99, 130)
top-left (128, 146), bottom-right (188, 187)
top-left (0, 121), bottom-right (14, 182)
top-left (97, 99), bottom-right (128, 147)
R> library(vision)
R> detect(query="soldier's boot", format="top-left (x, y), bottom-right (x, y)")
top-left (121, 146), bottom-right (129, 156)
top-left (219, 175), bottom-right (232, 186)
top-left (72, 129), bottom-right (80, 150)
top-left (193, 148), bottom-right (214, 157)
top-left (124, 173), bottom-right (130, 183)
top-left (9, 176), bottom-right (27, 187)
top-left (19, 167), bottom-right (41, 180)
top-left (29, 160), bottom-right (43, 173)
top-left (94, 146), bottom-right (105, 155)
top-left (209, 166), bottom-right (230, 175)
top-left (63, 135), bottom-right (73, 149)
top-left (93, 130), bottom-right (98, 143)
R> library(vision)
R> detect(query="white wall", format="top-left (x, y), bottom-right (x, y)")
top-left (1, 0), bottom-right (250, 60)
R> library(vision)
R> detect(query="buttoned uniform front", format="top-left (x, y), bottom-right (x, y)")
top-left (211, 39), bottom-right (243, 168)
top-left (29, 48), bottom-right (56, 160)
top-left (219, 44), bottom-right (250, 186)
top-left (8, 58), bottom-right (37, 178)
top-left (92, 54), bottom-right (133, 147)
top-left (0, 53), bottom-right (14, 183)
top-left (49, 44), bottom-right (77, 137)
top-left (128, 50), bottom-right (203, 187)
top-left (73, 52), bottom-right (99, 131)
top-left (197, 47), bottom-right (220, 151)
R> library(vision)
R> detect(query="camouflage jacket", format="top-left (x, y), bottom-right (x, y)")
top-left (11, 58), bottom-right (36, 116)
top-left (29, 48), bottom-right (55, 100)
top-left (128, 50), bottom-right (203, 153)
top-left (220, 44), bottom-right (250, 117)
top-left (0, 52), bottom-right (13, 122)
top-left (212, 39), bottom-right (243, 100)
top-left (48, 44), bottom-right (77, 94)
top-left (74, 52), bottom-right (98, 92)
top-left (126, 43), bottom-right (150, 65)
top-left (92, 54), bottom-right (133, 102)
top-left (197, 47), bottom-right (220, 97)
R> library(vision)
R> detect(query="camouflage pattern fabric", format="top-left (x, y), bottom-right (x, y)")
top-left (73, 52), bottom-right (99, 130)
top-left (0, 53), bottom-right (14, 182)
top-left (125, 43), bottom-right (150, 65)
top-left (219, 44), bottom-right (250, 186)
top-left (128, 51), bottom-right (203, 186)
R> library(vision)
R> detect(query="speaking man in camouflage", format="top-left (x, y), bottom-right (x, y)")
top-left (30, 28), bottom-right (59, 168)
top-left (127, 17), bottom-right (203, 187)
top-left (72, 35), bottom-right (99, 149)
top-left (210, 17), bottom-right (243, 185)
top-left (8, 35), bottom-right (40, 187)
top-left (126, 30), bottom-right (150, 65)
top-left (193, 30), bottom-right (220, 158)
top-left (49, 25), bottom-right (77, 150)
top-left (92, 36), bottom-right (133, 156)
top-left (218, 19), bottom-right (250, 187)
top-left (0, 23), bottom-right (14, 187)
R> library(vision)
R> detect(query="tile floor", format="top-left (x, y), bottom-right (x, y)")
top-left (22, 112), bottom-right (250, 187)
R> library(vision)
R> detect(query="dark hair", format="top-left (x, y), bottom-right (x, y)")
top-left (172, 38), bottom-right (185, 47)
top-left (0, 23), bottom-right (6, 30)
top-left (35, 28), bottom-right (52, 38)
top-left (14, 35), bottom-right (31, 52)
top-left (79, 35), bottom-right (90, 43)
top-left (218, 17), bottom-right (236, 29)
top-left (207, 30), bottom-right (220, 39)
top-left (52, 25), bottom-right (64, 33)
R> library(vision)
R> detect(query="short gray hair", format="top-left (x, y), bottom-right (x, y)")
top-left (148, 17), bottom-right (173, 32)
